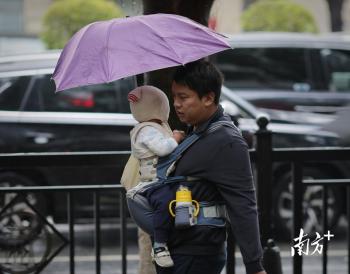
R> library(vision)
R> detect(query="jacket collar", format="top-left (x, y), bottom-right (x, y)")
top-left (188, 104), bottom-right (225, 135)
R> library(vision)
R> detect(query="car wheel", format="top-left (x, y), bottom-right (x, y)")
top-left (0, 172), bottom-right (47, 249)
top-left (273, 168), bottom-right (343, 240)
top-left (0, 211), bottom-right (42, 249)
top-left (0, 172), bottom-right (46, 214)
top-left (0, 215), bottom-right (52, 274)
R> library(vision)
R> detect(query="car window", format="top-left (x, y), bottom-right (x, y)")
top-left (215, 48), bottom-right (310, 91)
top-left (322, 49), bottom-right (350, 92)
top-left (0, 76), bottom-right (31, 110)
top-left (25, 74), bottom-right (135, 113)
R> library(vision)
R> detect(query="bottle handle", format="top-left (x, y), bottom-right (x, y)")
top-left (168, 200), bottom-right (176, 217)
top-left (168, 199), bottom-right (200, 217)
top-left (192, 200), bottom-right (200, 216)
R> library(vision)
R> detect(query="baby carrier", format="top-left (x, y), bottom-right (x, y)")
top-left (126, 120), bottom-right (236, 235)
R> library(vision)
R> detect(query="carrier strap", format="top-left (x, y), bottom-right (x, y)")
top-left (126, 121), bottom-right (236, 231)
top-left (156, 120), bottom-right (236, 181)
top-left (126, 195), bottom-right (227, 234)
top-left (130, 120), bottom-right (236, 194)
top-left (197, 202), bottom-right (227, 227)
top-left (156, 133), bottom-right (200, 180)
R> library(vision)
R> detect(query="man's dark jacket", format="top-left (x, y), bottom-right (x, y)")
top-left (168, 105), bottom-right (264, 274)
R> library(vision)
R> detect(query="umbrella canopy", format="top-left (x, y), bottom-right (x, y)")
top-left (52, 13), bottom-right (231, 92)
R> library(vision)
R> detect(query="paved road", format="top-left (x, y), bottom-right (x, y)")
top-left (42, 241), bottom-right (349, 274)
top-left (1, 218), bottom-right (348, 274)
top-left (41, 246), bottom-right (348, 274)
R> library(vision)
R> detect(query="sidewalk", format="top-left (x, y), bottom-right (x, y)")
top-left (27, 218), bottom-right (350, 273)
top-left (40, 239), bottom-right (348, 274)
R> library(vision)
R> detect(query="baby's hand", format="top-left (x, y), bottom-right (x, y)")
top-left (173, 130), bottom-right (186, 143)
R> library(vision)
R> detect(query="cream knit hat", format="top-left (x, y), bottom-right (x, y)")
top-left (128, 85), bottom-right (170, 122)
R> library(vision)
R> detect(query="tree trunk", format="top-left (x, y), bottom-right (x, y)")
top-left (243, 0), bottom-right (256, 10)
top-left (142, 0), bottom-right (216, 129)
top-left (326, 0), bottom-right (344, 32)
top-left (143, 0), bottom-right (214, 26)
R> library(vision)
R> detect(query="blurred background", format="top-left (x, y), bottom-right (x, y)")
top-left (0, 0), bottom-right (349, 55)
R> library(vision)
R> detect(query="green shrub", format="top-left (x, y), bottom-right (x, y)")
top-left (41, 0), bottom-right (123, 49)
top-left (241, 0), bottom-right (318, 33)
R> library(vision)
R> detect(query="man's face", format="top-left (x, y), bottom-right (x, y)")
top-left (171, 81), bottom-right (215, 126)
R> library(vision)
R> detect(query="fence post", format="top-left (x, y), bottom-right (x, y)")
top-left (226, 229), bottom-right (236, 274)
top-left (255, 114), bottom-right (283, 274)
top-left (292, 162), bottom-right (303, 274)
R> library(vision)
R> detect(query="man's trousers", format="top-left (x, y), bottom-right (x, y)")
top-left (156, 253), bottom-right (226, 274)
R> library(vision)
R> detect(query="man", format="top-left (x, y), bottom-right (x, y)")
top-left (157, 60), bottom-right (266, 274)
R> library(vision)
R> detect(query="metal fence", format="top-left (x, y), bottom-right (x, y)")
top-left (276, 148), bottom-right (350, 274)
top-left (0, 184), bottom-right (127, 274)
top-left (0, 153), bottom-right (129, 274)
top-left (1, 127), bottom-right (350, 274)
top-left (253, 118), bottom-right (350, 274)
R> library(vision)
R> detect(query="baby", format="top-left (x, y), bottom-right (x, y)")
top-left (127, 85), bottom-right (184, 268)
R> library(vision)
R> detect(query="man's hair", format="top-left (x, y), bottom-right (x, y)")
top-left (173, 60), bottom-right (223, 105)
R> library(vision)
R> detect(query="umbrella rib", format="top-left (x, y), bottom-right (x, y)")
top-left (137, 18), bottom-right (184, 64)
top-left (105, 19), bottom-right (116, 82)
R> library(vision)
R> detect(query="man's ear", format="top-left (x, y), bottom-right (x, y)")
top-left (203, 92), bottom-right (215, 106)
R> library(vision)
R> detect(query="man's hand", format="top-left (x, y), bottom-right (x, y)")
top-left (173, 130), bottom-right (186, 143)
top-left (255, 271), bottom-right (267, 274)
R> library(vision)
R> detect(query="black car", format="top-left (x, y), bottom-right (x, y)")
top-left (0, 52), bottom-right (348, 239)
top-left (0, 52), bottom-right (137, 221)
top-left (212, 32), bottom-right (350, 114)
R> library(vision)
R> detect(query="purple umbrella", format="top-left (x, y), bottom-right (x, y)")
top-left (52, 13), bottom-right (231, 92)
